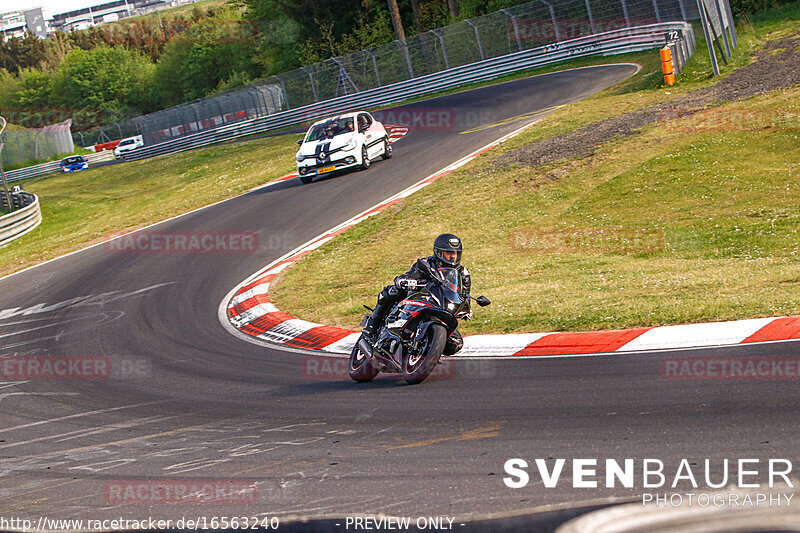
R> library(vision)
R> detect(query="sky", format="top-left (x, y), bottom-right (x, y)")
top-left (10, 0), bottom-right (123, 17)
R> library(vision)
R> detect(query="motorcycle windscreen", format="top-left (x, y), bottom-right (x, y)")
top-left (437, 268), bottom-right (464, 305)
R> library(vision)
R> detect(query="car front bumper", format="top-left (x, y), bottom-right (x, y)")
top-left (297, 154), bottom-right (359, 176)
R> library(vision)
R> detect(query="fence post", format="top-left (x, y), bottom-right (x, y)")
top-left (0, 117), bottom-right (12, 213)
top-left (274, 75), bottom-right (290, 110)
top-left (697, 0), bottom-right (720, 75)
top-left (539, 0), bottom-right (561, 42)
top-left (620, 0), bottom-right (631, 27)
top-left (713, 0), bottom-right (732, 57)
top-left (365, 49), bottom-right (382, 86)
top-left (721, 0), bottom-right (737, 47)
top-left (465, 19), bottom-right (485, 60)
top-left (583, 0), bottom-right (597, 33)
top-left (501, 9), bottom-right (523, 51)
top-left (396, 40), bottom-right (415, 78)
top-left (301, 67), bottom-right (319, 102)
top-left (677, 0), bottom-right (688, 20)
top-left (431, 29), bottom-right (449, 69)
top-left (652, 0), bottom-right (662, 22)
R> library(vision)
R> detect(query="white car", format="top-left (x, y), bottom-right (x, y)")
top-left (114, 136), bottom-right (144, 159)
top-left (295, 111), bottom-right (391, 184)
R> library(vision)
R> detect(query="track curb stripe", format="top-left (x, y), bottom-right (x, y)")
top-left (223, 121), bottom-right (800, 358)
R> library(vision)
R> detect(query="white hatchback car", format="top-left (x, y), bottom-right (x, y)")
top-left (295, 112), bottom-right (391, 183)
top-left (114, 135), bottom-right (144, 159)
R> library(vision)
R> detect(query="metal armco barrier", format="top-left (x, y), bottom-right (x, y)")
top-left (0, 192), bottom-right (42, 248)
top-left (126, 22), bottom-right (694, 163)
top-left (5, 150), bottom-right (115, 183)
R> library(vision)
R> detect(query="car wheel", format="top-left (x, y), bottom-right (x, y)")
top-left (381, 137), bottom-right (392, 160)
top-left (359, 146), bottom-right (370, 170)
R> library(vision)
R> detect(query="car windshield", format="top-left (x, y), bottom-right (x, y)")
top-left (119, 140), bottom-right (135, 146)
top-left (305, 118), bottom-right (355, 142)
top-left (62, 157), bottom-right (84, 164)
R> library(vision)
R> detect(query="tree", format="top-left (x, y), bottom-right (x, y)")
top-left (152, 18), bottom-right (258, 106)
top-left (50, 46), bottom-right (157, 120)
top-left (447, 0), bottom-right (460, 17)
top-left (0, 68), bottom-right (21, 109)
top-left (11, 68), bottom-right (52, 108)
top-left (387, 0), bottom-right (406, 42)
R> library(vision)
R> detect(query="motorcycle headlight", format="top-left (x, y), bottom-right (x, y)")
top-left (447, 303), bottom-right (456, 311)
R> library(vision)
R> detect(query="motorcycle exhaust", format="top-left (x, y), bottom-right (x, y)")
top-left (359, 335), bottom-right (404, 372)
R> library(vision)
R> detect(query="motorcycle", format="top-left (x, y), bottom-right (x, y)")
top-left (348, 266), bottom-right (491, 385)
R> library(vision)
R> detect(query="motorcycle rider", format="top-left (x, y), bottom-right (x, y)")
top-left (363, 233), bottom-right (471, 356)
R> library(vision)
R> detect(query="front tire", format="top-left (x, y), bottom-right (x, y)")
top-left (348, 335), bottom-right (379, 382)
top-left (381, 138), bottom-right (392, 160)
top-left (404, 323), bottom-right (447, 385)
top-left (359, 146), bottom-right (371, 170)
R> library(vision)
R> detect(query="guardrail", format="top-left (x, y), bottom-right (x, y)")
top-left (125, 22), bottom-right (694, 162)
top-left (5, 150), bottom-right (115, 184)
top-left (0, 192), bottom-right (42, 248)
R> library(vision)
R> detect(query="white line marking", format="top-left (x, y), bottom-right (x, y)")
top-left (0, 401), bottom-right (163, 433)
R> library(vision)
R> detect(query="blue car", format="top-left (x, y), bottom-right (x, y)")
top-left (60, 155), bottom-right (88, 173)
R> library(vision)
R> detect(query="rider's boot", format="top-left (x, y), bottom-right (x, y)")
top-left (363, 302), bottom-right (389, 339)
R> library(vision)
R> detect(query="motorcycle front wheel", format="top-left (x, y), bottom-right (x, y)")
top-left (403, 323), bottom-right (447, 385)
top-left (348, 335), bottom-right (380, 382)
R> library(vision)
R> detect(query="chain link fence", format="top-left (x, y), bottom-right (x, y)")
top-left (76, 0), bottom-right (701, 149)
top-left (2, 120), bottom-right (75, 168)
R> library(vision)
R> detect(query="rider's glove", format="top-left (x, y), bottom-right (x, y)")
top-left (397, 278), bottom-right (418, 290)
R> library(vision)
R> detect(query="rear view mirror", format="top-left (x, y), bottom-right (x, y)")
top-left (476, 296), bottom-right (491, 307)
top-left (297, 139), bottom-right (303, 145)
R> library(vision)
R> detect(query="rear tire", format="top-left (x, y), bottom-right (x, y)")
top-left (359, 146), bottom-right (371, 170)
top-left (348, 335), bottom-right (379, 383)
top-left (381, 138), bottom-right (392, 160)
top-left (403, 323), bottom-right (446, 385)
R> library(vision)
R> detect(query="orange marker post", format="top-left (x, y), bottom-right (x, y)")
top-left (660, 46), bottom-right (675, 86)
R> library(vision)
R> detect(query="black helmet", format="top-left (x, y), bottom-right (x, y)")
top-left (433, 233), bottom-right (462, 267)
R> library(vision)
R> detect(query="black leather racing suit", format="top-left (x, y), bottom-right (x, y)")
top-left (366, 256), bottom-right (471, 356)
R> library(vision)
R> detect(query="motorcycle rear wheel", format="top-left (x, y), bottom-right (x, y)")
top-left (348, 335), bottom-right (380, 382)
top-left (403, 323), bottom-right (446, 385)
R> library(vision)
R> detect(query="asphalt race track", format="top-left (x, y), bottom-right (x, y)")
top-left (2, 64), bottom-right (799, 531)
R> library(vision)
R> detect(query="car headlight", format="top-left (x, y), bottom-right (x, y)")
top-left (342, 137), bottom-right (357, 151)
top-left (296, 153), bottom-right (305, 162)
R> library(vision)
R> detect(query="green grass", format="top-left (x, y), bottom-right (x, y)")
top-left (0, 133), bottom-right (301, 276)
top-left (270, 8), bottom-right (800, 334)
